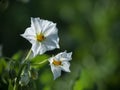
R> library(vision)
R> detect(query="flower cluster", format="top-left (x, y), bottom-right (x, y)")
top-left (21, 17), bottom-right (72, 80)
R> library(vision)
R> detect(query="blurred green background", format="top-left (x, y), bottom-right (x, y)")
top-left (0, 0), bottom-right (120, 90)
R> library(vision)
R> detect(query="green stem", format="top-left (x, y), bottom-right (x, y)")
top-left (13, 84), bottom-right (16, 90)
top-left (14, 63), bottom-right (26, 90)
top-left (13, 83), bottom-right (18, 90)
top-left (25, 49), bottom-right (32, 60)
top-left (14, 49), bottom-right (32, 90)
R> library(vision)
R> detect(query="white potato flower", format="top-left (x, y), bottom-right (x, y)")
top-left (48, 51), bottom-right (72, 80)
top-left (21, 17), bottom-right (59, 56)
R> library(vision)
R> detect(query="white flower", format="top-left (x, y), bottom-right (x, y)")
top-left (21, 17), bottom-right (60, 56)
top-left (48, 51), bottom-right (72, 80)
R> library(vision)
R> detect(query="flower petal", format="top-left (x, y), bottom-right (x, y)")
top-left (46, 34), bottom-right (59, 47)
top-left (43, 34), bottom-right (59, 50)
top-left (31, 17), bottom-right (42, 33)
top-left (31, 42), bottom-right (41, 56)
top-left (40, 19), bottom-right (58, 37)
top-left (21, 27), bottom-right (36, 44)
top-left (55, 51), bottom-right (72, 61)
top-left (32, 42), bottom-right (49, 56)
top-left (50, 64), bottom-right (61, 80)
top-left (48, 57), bottom-right (54, 64)
top-left (38, 43), bottom-right (47, 55)
top-left (61, 61), bottom-right (71, 72)
top-left (61, 52), bottom-right (72, 61)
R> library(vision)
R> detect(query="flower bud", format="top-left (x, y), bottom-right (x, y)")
top-left (30, 68), bottom-right (38, 80)
top-left (19, 72), bottom-right (30, 86)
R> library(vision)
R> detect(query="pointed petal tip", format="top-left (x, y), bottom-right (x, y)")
top-left (20, 34), bottom-right (23, 37)
top-left (30, 17), bottom-right (34, 21)
top-left (69, 52), bottom-right (73, 56)
top-left (65, 69), bottom-right (71, 73)
top-left (68, 70), bottom-right (71, 72)
top-left (53, 75), bottom-right (59, 80)
top-left (20, 34), bottom-right (25, 38)
top-left (31, 17), bottom-right (41, 21)
top-left (57, 45), bottom-right (60, 49)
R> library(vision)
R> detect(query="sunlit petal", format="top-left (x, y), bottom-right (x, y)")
top-left (31, 17), bottom-right (42, 33)
top-left (61, 61), bottom-right (71, 72)
top-left (21, 28), bottom-right (36, 44)
top-left (50, 65), bottom-right (61, 80)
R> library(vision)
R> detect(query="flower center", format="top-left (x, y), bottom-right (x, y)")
top-left (36, 33), bottom-right (45, 42)
top-left (52, 60), bottom-right (62, 66)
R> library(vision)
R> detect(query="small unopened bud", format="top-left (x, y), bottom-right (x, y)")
top-left (19, 72), bottom-right (30, 86)
top-left (30, 68), bottom-right (38, 80)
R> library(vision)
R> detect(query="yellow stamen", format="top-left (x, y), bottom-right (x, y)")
top-left (52, 59), bottom-right (62, 66)
top-left (36, 33), bottom-right (45, 42)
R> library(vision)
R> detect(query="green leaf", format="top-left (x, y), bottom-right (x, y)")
top-left (12, 51), bottom-right (23, 61)
top-left (30, 54), bottom-right (50, 69)
top-left (0, 58), bottom-right (7, 74)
